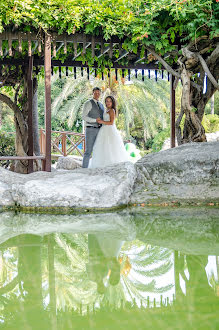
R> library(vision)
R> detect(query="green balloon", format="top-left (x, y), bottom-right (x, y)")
top-left (125, 143), bottom-right (136, 152)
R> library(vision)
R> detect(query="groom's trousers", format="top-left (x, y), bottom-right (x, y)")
top-left (82, 126), bottom-right (100, 168)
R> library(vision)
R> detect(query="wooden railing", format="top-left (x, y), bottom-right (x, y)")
top-left (0, 130), bottom-right (85, 167)
top-left (40, 128), bottom-right (85, 157)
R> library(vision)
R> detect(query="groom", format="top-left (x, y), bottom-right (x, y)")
top-left (82, 87), bottom-right (104, 168)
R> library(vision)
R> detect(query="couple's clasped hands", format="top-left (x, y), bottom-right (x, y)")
top-left (96, 117), bottom-right (104, 124)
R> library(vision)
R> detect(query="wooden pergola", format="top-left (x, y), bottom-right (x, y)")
top-left (0, 31), bottom-right (176, 172)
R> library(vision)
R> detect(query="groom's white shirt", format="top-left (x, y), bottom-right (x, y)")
top-left (82, 98), bottom-right (100, 126)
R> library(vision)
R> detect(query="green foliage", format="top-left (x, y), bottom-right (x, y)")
top-left (205, 91), bottom-right (219, 116)
top-left (37, 73), bottom-right (90, 132)
top-left (0, 130), bottom-right (15, 167)
top-left (0, 130), bottom-right (15, 156)
top-left (0, 0), bottom-right (218, 68)
top-left (151, 127), bottom-right (170, 152)
top-left (116, 76), bottom-right (170, 144)
top-left (0, 100), bottom-right (15, 132)
top-left (202, 114), bottom-right (219, 133)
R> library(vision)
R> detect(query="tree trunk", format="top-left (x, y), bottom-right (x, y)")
top-left (10, 74), bottom-right (42, 173)
top-left (0, 101), bottom-right (2, 128)
top-left (176, 67), bottom-right (207, 145)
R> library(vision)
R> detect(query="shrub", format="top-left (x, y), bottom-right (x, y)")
top-left (0, 131), bottom-right (15, 167)
top-left (151, 128), bottom-right (170, 153)
top-left (202, 114), bottom-right (219, 133)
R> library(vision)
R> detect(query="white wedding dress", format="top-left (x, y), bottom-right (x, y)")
top-left (89, 109), bottom-right (130, 168)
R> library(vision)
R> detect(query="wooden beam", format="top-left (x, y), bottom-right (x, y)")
top-left (27, 55), bottom-right (34, 173)
top-left (44, 34), bottom-right (52, 172)
top-left (0, 31), bottom-right (123, 44)
top-left (0, 156), bottom-right (45, 160)
top-left (91, 35), bottom-right (95, 57)
top-left (64, 35), bottom-right (67, 54)
top-left (73, 42), bottom-right (91, 60)
top-left (0, 58), bottom-right (163, 70)
top-left (28, 32), bottom-right (32, 56)
top-left (97, 46), bottom-right (110, 59)
top-left (73, 34), bottom-right (78, 57)
top-left (135, 50), bottom-right (147, 64)
top-left (0, 39), bottom-right (2, 56)
top-left (56, 42), bottom-right (64, 53)
top-left (8, 32), bottom-right (12, 56)
top-left (82, 34), bottom-right (86, 55)
top-left (134, 57), bottom-right (145, 64)
top-left (109, 39), bottom-right (113, 59)
top-left (38, 37), bottom-right (42, 53)
top-left (18, 32), bottom-right (22, 53)
top-left (170, 74), bottom-right (176, 148)
top-left (115, 51), bottom-right (129, 62)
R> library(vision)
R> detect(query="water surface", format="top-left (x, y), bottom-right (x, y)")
top-left (0, 207), bottom-right (219, 329)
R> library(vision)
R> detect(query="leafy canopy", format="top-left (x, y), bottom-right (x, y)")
top-left (0, 0), bottom-right (218, 58)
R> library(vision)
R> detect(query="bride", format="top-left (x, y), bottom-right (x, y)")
top-left (89, 95), bottom-right (130, 168)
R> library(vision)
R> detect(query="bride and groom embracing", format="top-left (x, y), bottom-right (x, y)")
top-left (82, 87), bottom-right (130, 169)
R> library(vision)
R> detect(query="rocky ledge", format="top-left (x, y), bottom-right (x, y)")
top-left (0, 141), bottom-right (218, 210)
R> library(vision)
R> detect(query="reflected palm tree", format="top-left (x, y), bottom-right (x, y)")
top-left (48, 233), bottom-right (99, 314)
top-left (101, 241), bottom-right (173, 308)
top-left (0, 247), bottom-right (18, 295)
top-left (52, 234), bottom-right (173, 312)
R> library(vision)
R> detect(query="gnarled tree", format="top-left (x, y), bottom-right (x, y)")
top-left (0, 65), bottom-right (41, 173)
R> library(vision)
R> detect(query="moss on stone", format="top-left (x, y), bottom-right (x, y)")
top-left (1, 200), bottom-right (218, 216)
top-left (1, 203), bottom-right (128, 215)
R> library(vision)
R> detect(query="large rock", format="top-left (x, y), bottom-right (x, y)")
top-left (0, 141), bottom-right (218, 209)
top-left (56, 155), bottom-right (82, 170)
top-left (0, 162), bottom-right (136, 209)
top-left (132, 141), bottom-right (219, 204)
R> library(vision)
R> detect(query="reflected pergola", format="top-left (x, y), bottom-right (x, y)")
top-left (0, 231), bottom-right (219, 329)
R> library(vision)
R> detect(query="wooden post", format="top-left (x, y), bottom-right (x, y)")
top-left (27, 55), bottom-right (34, 173)
top-left (170, 74), bottom-right (176, 148)
top-left (62, 133), bottom-right (67, 156)
top-left (39, 128), bottom-right (43, 154)
top-left (44, 33), bottom-right (52, 171)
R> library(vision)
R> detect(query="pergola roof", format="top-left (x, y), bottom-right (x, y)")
top-left (0, 30), bottom-right (167, 70)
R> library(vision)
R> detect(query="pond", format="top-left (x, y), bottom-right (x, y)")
top-left (0, 207), bottom-right (219, 329)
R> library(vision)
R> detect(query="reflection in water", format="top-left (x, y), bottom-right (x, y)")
top-left (0, 210), bottom-right (219, 329)
top-left (87, 234), bottom-right (123, 294)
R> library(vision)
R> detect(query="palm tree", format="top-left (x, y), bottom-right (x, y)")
top-left (116, 76), bottom-right (170, 140)
top-left (48, 70), bottom-right (171, 145)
